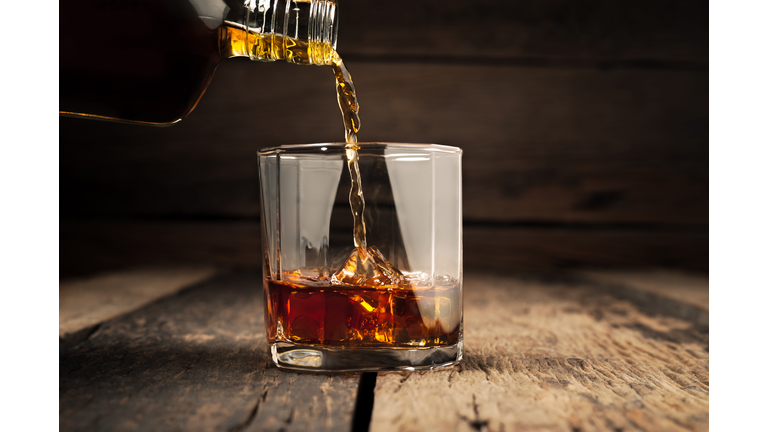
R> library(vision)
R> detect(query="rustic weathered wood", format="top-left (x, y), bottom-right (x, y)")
top-left (578, 269), bottom-right (709, 325)
top-left (369, 272), bottom-right (708, 432)
top-left (60, 268), bottom-right (708, 431)
top-left (579, 270), bottom-right (708, 312)
top-left (60, 61), bottom-right (707, 225)
top-left (59, 272), bottom-right (360, 432)
top-left (60, 266), bottom-right (217, 344)
top-left (60, 221), bottom-right (262, 277)
top-left (60, 221), bottom-right (708, 275)
top-left (463, 226), bottom-right (708, 272)
top-left (341, 0), bottom-right (707, 63)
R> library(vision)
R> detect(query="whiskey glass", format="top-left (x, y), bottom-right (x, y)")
top-left (258, 143), bottom-right (463, 372)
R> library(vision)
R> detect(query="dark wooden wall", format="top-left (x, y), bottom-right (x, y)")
top-left (60, 0), bottom-right (708, 276)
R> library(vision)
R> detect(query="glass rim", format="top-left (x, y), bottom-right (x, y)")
top-left (257, 142), bottom-right (463, 156)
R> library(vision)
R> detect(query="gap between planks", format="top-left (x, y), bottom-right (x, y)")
top-left (59, 267), bottom-right (707, 432)
top-left (60, 271), bottom-right (361, 432)
top-left (369, 270), bottom-right (709, 432)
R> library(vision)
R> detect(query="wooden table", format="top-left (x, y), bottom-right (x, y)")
top-left (60, 267), bottom-right (708, 432)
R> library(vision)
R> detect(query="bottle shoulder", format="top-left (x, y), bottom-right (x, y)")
top-left (59, 0), bottom-right (227, 124)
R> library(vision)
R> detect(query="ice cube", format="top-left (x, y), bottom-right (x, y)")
top-left (331, 246), bottom-right (409, 288)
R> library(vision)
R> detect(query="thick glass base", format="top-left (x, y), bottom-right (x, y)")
top-left (269, 340), bottom-right (463, 372)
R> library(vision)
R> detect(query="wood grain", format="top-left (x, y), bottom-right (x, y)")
top-left (60, 220), bottom-right (708, 275)
top-left (370, 272), bottom-right (708, 432)
top-left (59, 272), bottom-right (360, 432)
top-left (59, 268), bottom-right (709, 431)
top-left (60, 221), bottom-right (261, 277)
top-left (60, 266), bottom-right (217, 340)
top-left (578, 270), bottom-right (708, 312)
top-left (463, 226), bottom-right (708, 272)
top-left (578, 269), bottom-right (708, 326)
top-left (341, 0), bottom-right (707, 63)
top-left (60, 61), bottom-right (707, 225)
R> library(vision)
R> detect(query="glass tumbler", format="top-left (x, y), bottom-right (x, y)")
top-left (258, 143), bottom-right (463, 372)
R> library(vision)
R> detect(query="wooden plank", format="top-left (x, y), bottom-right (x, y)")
top-left (579, 270), bottom-right (708, 312)
top-left (463, 226), bottom-right (708, 272)
top-left (340, 0), bottom-right (707, 63)
top-left (60, 266), bottom-right (217, 343)
top-left (370, 272), bottom-right (709, 432)
top-left (60, 221), bottom-right (708, 275)
top-left (60, 221), bottom-right (261, 277)
top-left (60, 272), bottom-right (361, 432)
top-left (60, 60), bottom-right (707, 225)
top-left (577, 269), bottom-right (709, 325)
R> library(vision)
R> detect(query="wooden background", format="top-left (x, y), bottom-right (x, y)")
top-left (59, 0), bottom-right (708, 277)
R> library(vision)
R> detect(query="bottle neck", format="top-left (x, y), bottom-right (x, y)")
top-left (223, 0), bottom-right (339, 66)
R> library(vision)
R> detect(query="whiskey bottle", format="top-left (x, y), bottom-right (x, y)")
top-left (60, 0), bottom-right (339, 125)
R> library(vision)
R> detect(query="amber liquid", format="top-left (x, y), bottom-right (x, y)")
top-left (231, 19), bottom-right (462, 352)
top-left (329, 52), bottom-right (369, 251)
top-left (265, 277), bottom-right (461, 347)
top-left (264, 50), bottom-right (462, 350)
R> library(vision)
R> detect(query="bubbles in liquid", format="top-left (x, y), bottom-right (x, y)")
top-left (331, 245), bottom-right (408, 288)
